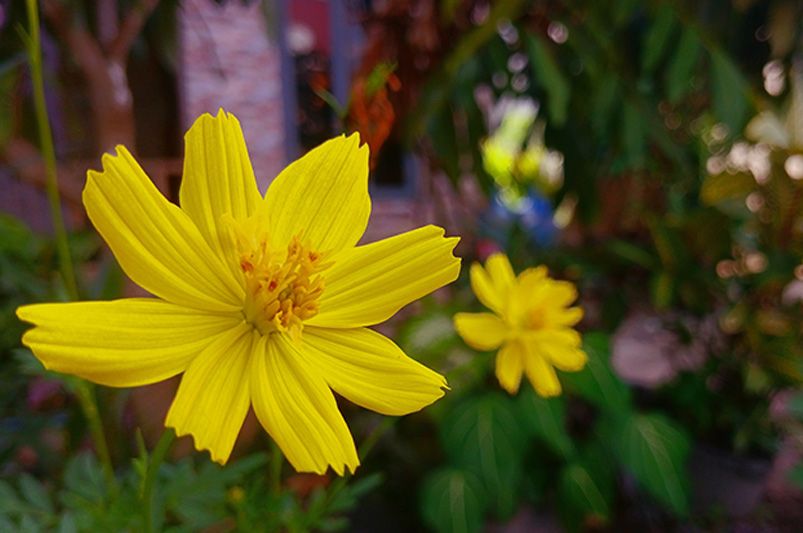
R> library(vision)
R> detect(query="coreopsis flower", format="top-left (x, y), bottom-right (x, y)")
top-left (17, 110), bottom-right (460, 475)
top-left (453, 253), bottom-right (585, 397)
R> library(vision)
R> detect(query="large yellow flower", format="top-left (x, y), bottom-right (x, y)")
top-left (17, 110), bottom-right (460, 475)
top-left (453, 253), bottom-right (585, 397)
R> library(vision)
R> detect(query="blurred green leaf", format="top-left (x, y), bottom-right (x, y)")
top-left (557, 463), bottom-right (612, 532)
top-left (648, 217), bottom-right (689, 271)
top-left (516, 387), bottom-right (575, 459)
top-left (591, 76), bottom-right (620, 139)
top-left (700, 171), bottom-right (755, 207)
top-left (787, 463), bottom-right (803, 489)
top-left (420, 468), bottom-right (486, 533)
top-left (0, 480), bottom-right (24, 513)
top-left (526, 34), bottom-right (570, 126)
top-left (711, 49), bottom-right (750, 135)
top-left (63, 452), bottom-right (107, 504)
top-left (56, 513), bottom-right (77, 533)
top-left (611, 414), bottom-right (691, 516)
top-left (562, 333), bottom-right (631, 413)
top-left (397, 310), bottom-right (459, 361)
top-left (607, 239), bottom-right (658, 269)
top-left (621, 101), bottom-right (646, 169)
top-left (440, 393), bottom-right (527, 518)
top-left (641, 5), bottom-right (677, 74)
top-left (651, 271), bottom-right (675, 309)
top-left (666, 28), bottom-right (701, 103)
top-left (19, 474), bottom-right (53, 515)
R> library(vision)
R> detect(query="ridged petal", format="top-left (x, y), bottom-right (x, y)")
top-left (179, 111), bottom-right (261, 272)
top-left (165, 322), bottom-right (255, 464)
top-left (83, 147), bottom-right (242, 312)
top-left (265, 134), bottom-right (370, 253)
top-left (17, 299), bottom-right (237, 387)
top-left (251, 334), bottom-right (359, 475)
top-left (496, 340), bottom-right (524, 395)
top-left (453, 312), bottom-right (507, 351)
top-left (303, 326), bottom-right (447, 416)
top-left (308, 225), bottom-right (460, 328)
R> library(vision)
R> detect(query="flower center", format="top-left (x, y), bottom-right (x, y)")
top-left (237, 233), bottom-right (328, 339)
top-left (527, 309), bottom-right (545, 331)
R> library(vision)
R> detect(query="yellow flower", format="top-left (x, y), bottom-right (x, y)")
top-left (453, 253), bottom-right (586, 397)
top-left (17, 110), bottom-right (460, 475)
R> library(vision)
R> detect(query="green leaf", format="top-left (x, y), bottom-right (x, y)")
top-left (558, 463), bottom-right (612, 532)
top-left (641, 5), bottom-right (677, 74)
top-left (651, 272), bottom-right (675, 309)
top-left (57, 513), bottom-right (78, 533)
top-left (700, 171), bottom-right (755, 208)
top-left (666, 28), bottom-right (701, 103)
top-left (420, 469), bottom-right (486, 533)
top-left (612, 414), bottom-right (691, 516)
top-left (526, 34), bottom-right (570, 126)
top-left (516, 387), bottom-right (575, 459)
top-left (711, 49), bottom-right (750, 135)
top-left (440, 393), bottom-right (527, 517)
top-left (63, 452), bottom-right (107, 504)
top-left (0, 480), bottom-right (24, 513)
top-left (561, 333), bottom-right (631, 413)
top-left (19, 474), bottom-right (53, 515)
top-left (786, 463), bottom-right (803, 489)
top-left (591, 76), bottom-right (619, 139)
top-left (621, 101), bottom-right (646, 169)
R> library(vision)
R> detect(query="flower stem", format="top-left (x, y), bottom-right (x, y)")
top-left (269, 440), bottom-right (283, 495)
top-left (73, 380), bottom-right (117, 491)
top-left (141, 428), bottom-right (175, 533)
top-left (24, 0), bottom-right (78, 300)
top-left (25, 0), bottom-right (117, 494)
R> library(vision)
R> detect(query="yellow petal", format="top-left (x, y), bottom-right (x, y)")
top-left (453, 312), bottom-right (508, 351)
top-left (546, 306), bottom-right (584, 327)
top-left (496, 341), bottom-right (524, 394)
top-left (516, 266), bottom-right (549, 292)
top-left (165, 322), bottom-right (255, 464)
top-left (469, 262), bottom-right (503, 313)
top-left (265, 134), bottom-right (370, 253)
top-left (179, 110), bottom-right (261, 269)
top-left (251, 334), bottom-right (359, 475)
top-left (545, 345), bottom-right (588, 372)
top-left (485, 253), bottom-right (516, 291)
top-left (307, 225), bottom-right (460, 328)
top-left (302, 326), bottom-right (447, 416)
top-left (528, 328), bottom-right (583, 349)
top-left (83, 147), bottom-right (242, 312)
top-left (542, 281), bottom-right (579, 308)
top-left (532, 330), bottom-right (588, 372)
top-left (523, 344), bottom-right (562, 397)
top-left (17, 299), bottom-right (237, 387)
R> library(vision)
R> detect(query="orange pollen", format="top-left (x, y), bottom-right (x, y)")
top-left (239, 235), bottom-right (328, 339)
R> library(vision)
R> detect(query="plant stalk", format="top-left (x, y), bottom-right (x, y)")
top-left (25, 0), bottom-right (116, 493)
top-left (141, 429), bottom-right (175, 533)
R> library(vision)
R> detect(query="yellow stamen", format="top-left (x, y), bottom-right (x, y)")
top-left (235, 228), bottom-right (328, 339)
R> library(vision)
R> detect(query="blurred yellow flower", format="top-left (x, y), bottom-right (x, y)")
top-left (453, 253), bottom-right (586, 397)
top-left (17, 110), bottom-right (460, 475)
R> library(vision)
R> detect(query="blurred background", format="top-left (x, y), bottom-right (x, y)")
top-left (1, 0), bottom-right (803, 531)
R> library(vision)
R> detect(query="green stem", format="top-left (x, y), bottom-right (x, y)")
top-left (269, 440), bottom-right (283, 495)
top-left (74, 380), bottom-right (117, 491)
top-left (24, 0), bottom-right (78, 300)
top-left (24, 0), bottom-right (117, 494)
top-left (141, 429), bottom-right (175, 533)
